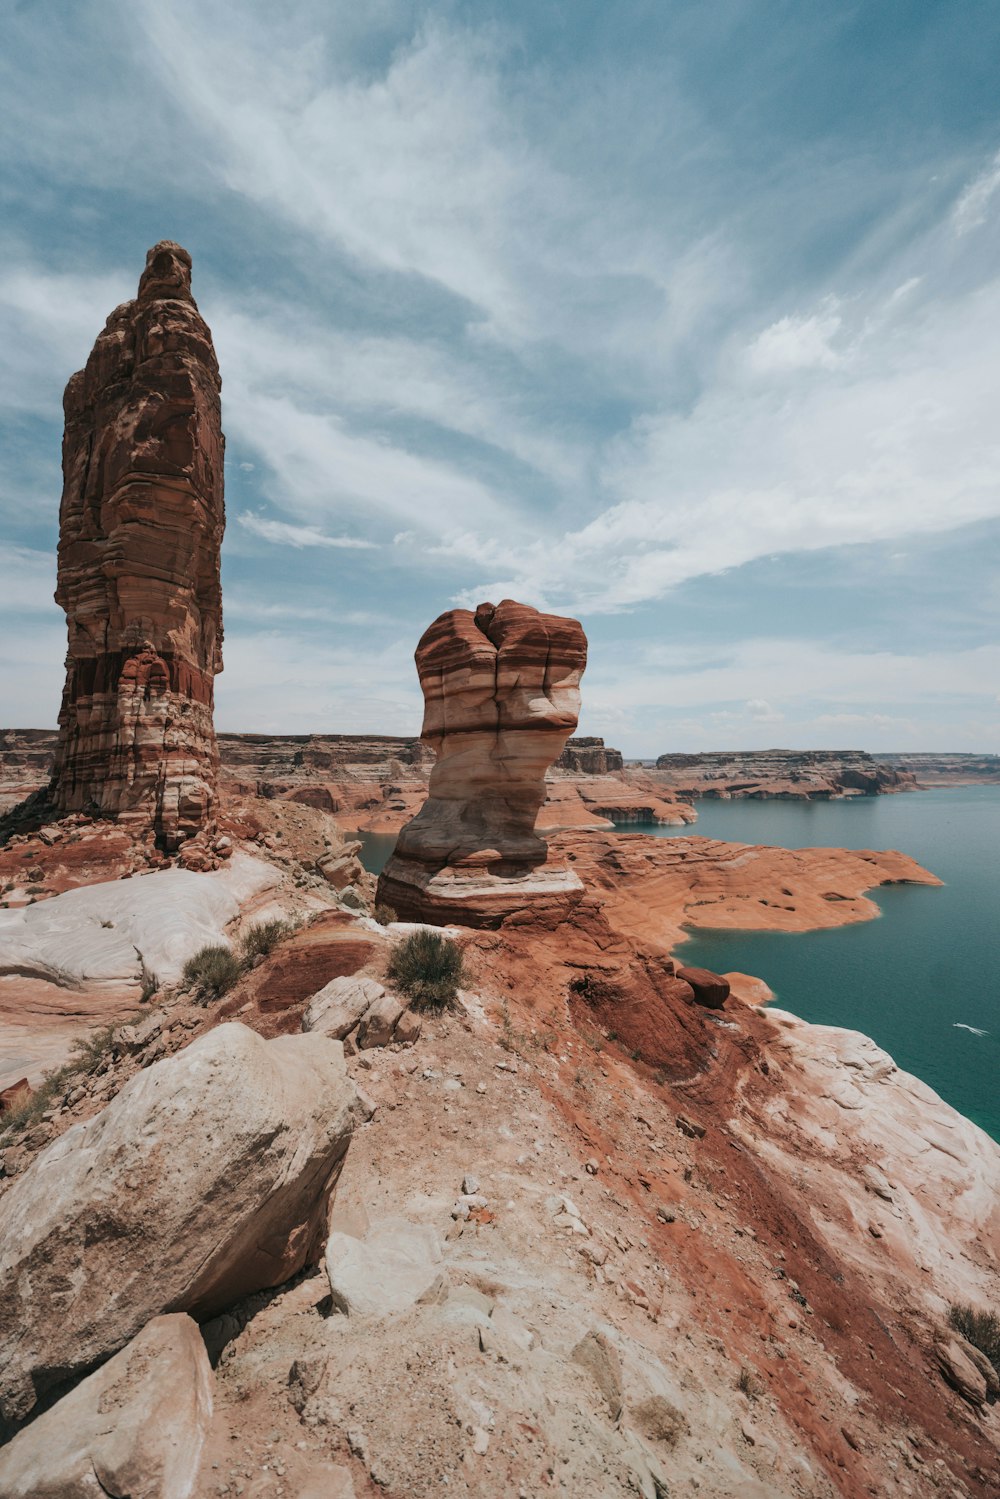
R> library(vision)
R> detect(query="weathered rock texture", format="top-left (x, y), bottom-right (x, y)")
top-left (50, 241), bottom-right (225, 849)
top-left (0, 1314), bottom-right (213, 1499)
top-left (377, 600), bottom-right (588, 925)
top-left (0, 1022), bottom-right (358, 1428)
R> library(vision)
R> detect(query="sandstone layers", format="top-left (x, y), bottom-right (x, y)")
top-left (50, 241), bottom-right (225, 850)
top-left (653, 748), bottom-right (914, 799)
top-left (378, 600), bottom-right (588, 925)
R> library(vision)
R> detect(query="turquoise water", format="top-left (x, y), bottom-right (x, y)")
top-left (356, 789), bottom-right (999, 1139)
top-left (357, 831), bottom-right (398, 876)
top-left (665, 788), bottom-right (1000, 1142)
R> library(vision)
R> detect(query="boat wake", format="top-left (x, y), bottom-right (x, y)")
top-left (953, 1023), bottom-right (988, 1036)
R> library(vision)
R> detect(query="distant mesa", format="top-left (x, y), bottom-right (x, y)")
top-left (377, 599), bottom-right (589, 926)
top-left (556, 737), bottom-right (624, 774)
top-left (653, 749), bottom-right (915, 799)
top-left (49, 242), bottom-right (225, 853)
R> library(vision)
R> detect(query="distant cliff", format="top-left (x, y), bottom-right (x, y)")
top-left (873, 753), bottom-right (1000, 785)
top-left (652, 749), bottom-right (915, 799)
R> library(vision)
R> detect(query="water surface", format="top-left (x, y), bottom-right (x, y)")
top-left (356, 788), bottom-right (999, 1139)
top-left (659, 789), bottom-right (1000, 1141)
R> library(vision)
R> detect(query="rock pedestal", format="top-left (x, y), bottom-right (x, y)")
top-left (50, 241), bottom-right (225, 850)
top-left (377, 599), bottom-right (588, 926)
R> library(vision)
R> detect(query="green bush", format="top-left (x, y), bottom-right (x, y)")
top-left (239, 917), bottom-right (295, 964)
top-left (949, 1303), bottom-right (1000, 1376)
top-left (183, 944), bottom-right (241, 999)
top-left (386, 929), bottom-right (466, 1012)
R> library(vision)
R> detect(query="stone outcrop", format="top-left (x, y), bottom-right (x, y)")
top-left (675, 965), bottom-right (730, 1009)
top-left (0, 1315), bottom-right (214, 1498)
top-left (325, 1217), bottom-right (445, 1319)
top-left (653, 749), bottom-right (915, 799)
top-left (302, 974), bottom-right (419, 1052)
top-left (50, 241), bottom-right (225, 850)
top-left (555, 736), bottom-right (624, 774)
top-left (0, 1022), bottom-right (358, 1428)
top-left (377, 600), bottom-right (588, 926)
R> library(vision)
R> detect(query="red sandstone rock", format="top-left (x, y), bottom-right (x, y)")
top-left (50, 241), bottom-right (225, 851)
top-left (0, 1079), bottom-right (31, 1115)
top-left (675, 965), bottom-right (731, 1009)
top-left (378, 601), bottom-right (588, 926)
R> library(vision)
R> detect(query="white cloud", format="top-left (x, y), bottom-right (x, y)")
top-left (746, 698), bottom-right (784, 723)
top-left (952, 148), bottom-right (1000, 235)
top-left (0, 265), bottom-right (128, 416)
top-left (215, 627), bottom-right (422, 735)
top-left (0, 545), bottom-right (58, 614)
top-left (237, 514), bottom-right (377, 550)
top-left (210, 302), bottom-right (581, 489)
top-left (449, 271), bottom-right (1000, 613)
top-left (746, 300), bottom-right (843, 373)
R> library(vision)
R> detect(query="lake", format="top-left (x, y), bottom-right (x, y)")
top-left (357, 788), bottom-right (999, 1140)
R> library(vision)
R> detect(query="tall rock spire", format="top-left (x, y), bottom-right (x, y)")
top-left (50, 242), bottom-right (225, 850)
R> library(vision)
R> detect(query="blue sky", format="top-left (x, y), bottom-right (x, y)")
top-left (2, 0), bottom-right (998, 756)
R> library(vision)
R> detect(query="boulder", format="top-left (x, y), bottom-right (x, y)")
top-left (303, 975), bottom-right (387, 1039)
top-left (326, 1217), bottom-right (444, 1318)
top-left (393, 1008), bottom-right (423, 1045)
top-left (675, 966), bottom-right (730, 1009)
top-left (0, 1314), bottom-right (213, 1499)
top-left (317, 844), bottom-right (363, 891)
top-left (0, 1022), bottom-right (358, 1427)
top-left (356, 991), bottom-right (405, 1049)
top-left (956, 1337), bottom-right (999, 1401)
top-left (935, 1336), bottom-right (990, 1407)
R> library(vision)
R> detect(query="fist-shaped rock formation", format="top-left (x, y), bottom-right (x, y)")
top-left (50, 241), bottom-right (225, 850)
top-left (377, 600), bottom-right (588, 925)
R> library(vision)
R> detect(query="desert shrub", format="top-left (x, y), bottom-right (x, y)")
top-left (737, 1366), bottom-right (763, 1400)
top-left (373, 903), bottom-right (397, 927)
top-left (139, 963), bottom-right (159, 1002)
top-left (950, 1303), bottom-right (1000, 1376)
top-left (69, 1023), bottom-right (118, 1072)
top-left (183, 943), bottom-right (241, 999)
top-left (386, 929), bottom-right (466, 1012)
top-left (239, 917), bottom-right (295, 964)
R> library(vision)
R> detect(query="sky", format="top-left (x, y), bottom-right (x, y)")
top-left (1, 0), bottom-right (998, 757)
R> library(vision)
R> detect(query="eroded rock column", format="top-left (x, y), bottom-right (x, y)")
top-left (50, 242), bottom-right (225, 850)
top-left (377, 599), bottom-right (588, 926)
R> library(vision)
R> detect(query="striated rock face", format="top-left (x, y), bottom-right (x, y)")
top-left (378, 600), bottom-right (588, 926)
top-left (555, 736), bottom-right (624, 774)
top-left (50, 241), bottom-right (225, 850)
top-left (653, 749), bottom-right (915, 798)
